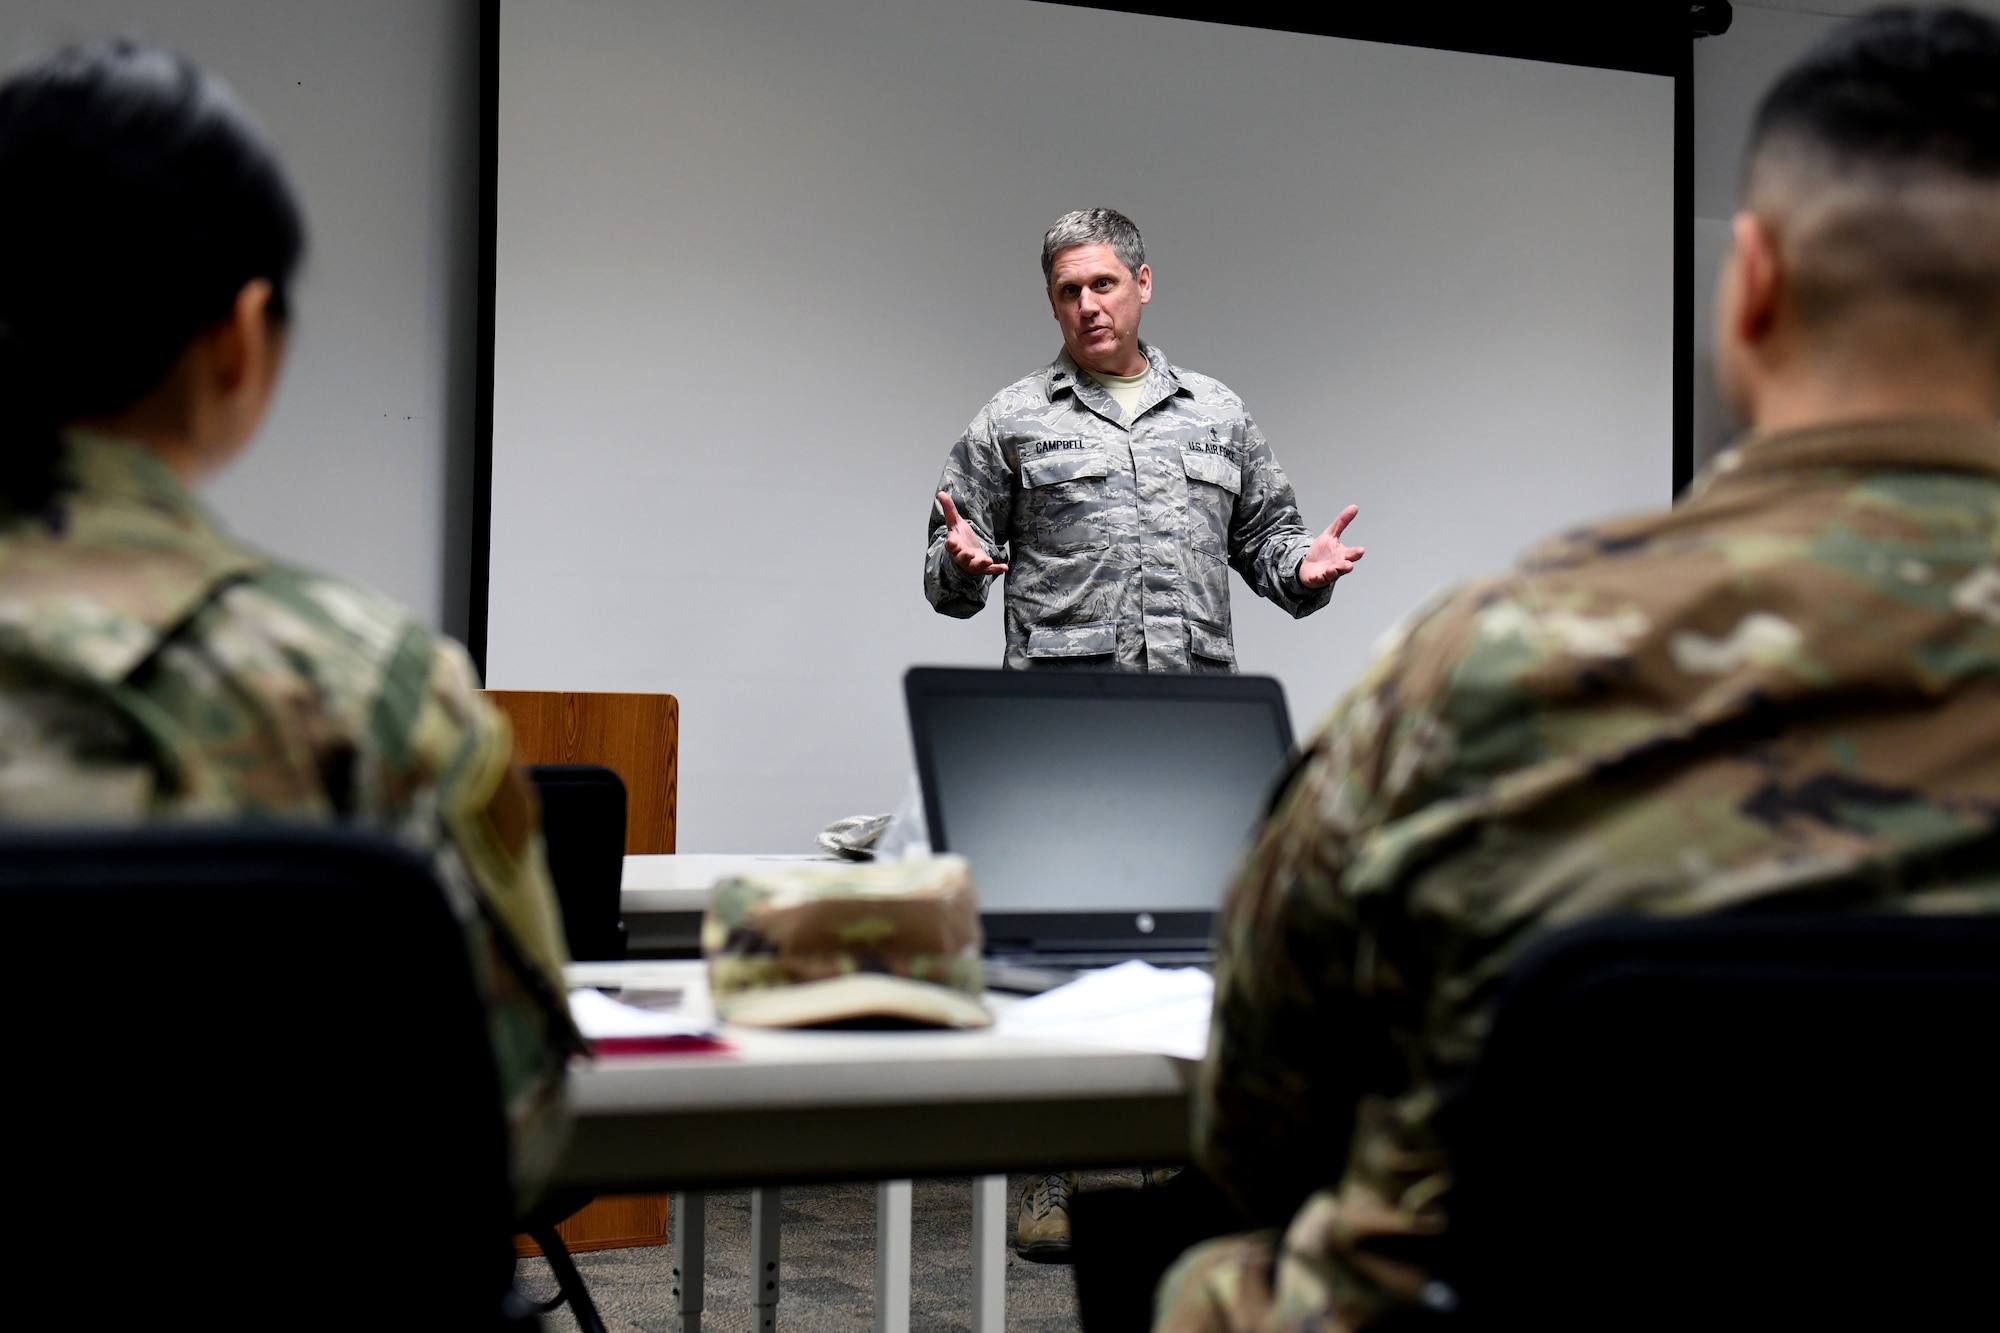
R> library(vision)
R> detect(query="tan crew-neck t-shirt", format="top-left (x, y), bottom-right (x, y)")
top-left (1085, 366), bottom-right (1148, 419)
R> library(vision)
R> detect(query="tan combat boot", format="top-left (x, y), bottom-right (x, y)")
top-left (1015, 1171), bottom-right (1080, 1262)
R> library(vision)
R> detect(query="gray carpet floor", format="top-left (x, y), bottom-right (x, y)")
top-left (516, 1173), bottom-right (1136, 1332)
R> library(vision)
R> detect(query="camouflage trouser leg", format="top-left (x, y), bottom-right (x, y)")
top-left (1152, 1229), bottom-right (1280, 1333)
top-left (1151, 1190), bottom-right (1428, 1333)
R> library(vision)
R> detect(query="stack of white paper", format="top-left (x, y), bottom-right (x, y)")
top-left (567, 987), bottom-right (719, 1042)
top-left (995, 960), bottom-right (1213, 1060)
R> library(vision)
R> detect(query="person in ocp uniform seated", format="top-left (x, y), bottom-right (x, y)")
top-left (0, 43), bottom-right (577, 1212)
top-left (926, 207), bottom-right (1366, 675)
top-left (1162, 9), bottom-right (2000, 1330)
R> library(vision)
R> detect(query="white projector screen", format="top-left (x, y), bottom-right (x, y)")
top-left (489, 0), bottom-right (1675, 853)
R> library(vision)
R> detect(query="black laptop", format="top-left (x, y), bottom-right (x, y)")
top-left (904, 667), bottom-right (1294, 987)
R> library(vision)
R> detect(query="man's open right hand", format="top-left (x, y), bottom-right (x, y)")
top-left (938, 492), bottom-right (1008, 577)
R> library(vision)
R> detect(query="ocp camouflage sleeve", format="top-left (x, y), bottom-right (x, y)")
top-left (1195, 592), bottom-right (1458, 1228)
top-left (391, 633), bottom-right (576, 1205)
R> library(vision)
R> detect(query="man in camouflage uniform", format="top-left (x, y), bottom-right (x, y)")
top-left (1159, 10), bottom-right (2000, 1329)
top-left (926, 207), bottom-right (1365, 673)
top-left (927, 207), bottom-right (1367, 1257)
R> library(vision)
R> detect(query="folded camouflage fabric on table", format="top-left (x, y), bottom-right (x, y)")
top-left (703, 855), bottom-right (990, 1028)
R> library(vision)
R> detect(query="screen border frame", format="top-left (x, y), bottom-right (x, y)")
top-left (468, 0), bottom-right (1695, 673)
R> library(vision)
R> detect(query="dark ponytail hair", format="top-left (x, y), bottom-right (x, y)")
top-left (0, 42), bottom-right (305, 511)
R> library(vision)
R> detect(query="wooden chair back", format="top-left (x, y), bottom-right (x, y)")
top-left (485, 690), bottom-right (678, 854)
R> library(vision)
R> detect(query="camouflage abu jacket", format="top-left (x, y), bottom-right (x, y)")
top-left (1167, 417), bottom-right (2000, 1332)
top-left (0, 432), bottom-right (577, 1213)
top-left (925, 342), bottom-right (1332, 671)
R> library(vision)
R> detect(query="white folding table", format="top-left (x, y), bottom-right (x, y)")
top-left (561, 957), bottom-right (1198, 1332)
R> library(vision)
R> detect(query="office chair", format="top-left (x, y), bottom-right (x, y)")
top-left (0, 825), bottom-right (531, 1330)
top-left (528, 763), bottom-right (629, 962)
top-left (1072, 1165), bottom-right (1246, 1333)
top-left (1440, 911), bottom-right (2000, 1330)
top-left (516, 763), bottom-right (630, 1333)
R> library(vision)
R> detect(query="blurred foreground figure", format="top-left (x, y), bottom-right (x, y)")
top-left (0, 43), bottom-right (576, 1209)
top-left (1161, 9), bottom-right (2000, 1330)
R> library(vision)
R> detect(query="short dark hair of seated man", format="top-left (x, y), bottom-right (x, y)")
top-left (1157, 9), bottom-right (2000, 1332)
top-left (0, 43), bottom-right (578, 1212)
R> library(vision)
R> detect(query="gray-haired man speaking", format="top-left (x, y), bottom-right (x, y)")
top-left (925, 208), bottom-right (1363, 674)
top-left (924, 210), bottom-right (1366, 1260)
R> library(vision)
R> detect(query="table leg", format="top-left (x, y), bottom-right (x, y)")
top-left (970, 1174), bottom-right (1007, 1332)
top-left (672, 1184), bottom-right (704, 1320)
top-left (672, 1191), bottom-right (706, 1333)
top-left (874, 1179), bottom-right (913, 1333)
top-left (751, 1186), bottom-right (782, 1332)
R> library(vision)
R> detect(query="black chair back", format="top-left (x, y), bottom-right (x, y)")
top-left (528, 763), bottom-right (628, 961)
top-left (1442, 912), bottom-right (2000, 1329)
top-left (0, 825), bottom-right (522, 1329)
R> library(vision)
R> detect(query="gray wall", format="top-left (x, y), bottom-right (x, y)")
top-left (488, 0), bottom-right (1675, 853)
top-left (0, 0), bottom-right (481, 637)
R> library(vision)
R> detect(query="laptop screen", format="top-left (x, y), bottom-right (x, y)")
top-left (906, 668), bottom-right (1293, 951)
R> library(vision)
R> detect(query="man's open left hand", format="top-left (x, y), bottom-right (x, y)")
top-left (1298, 504), bottom-right (1365, 589)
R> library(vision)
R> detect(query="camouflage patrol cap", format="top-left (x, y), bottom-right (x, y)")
top-left (703, 855), bottom-right (991, 1028)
